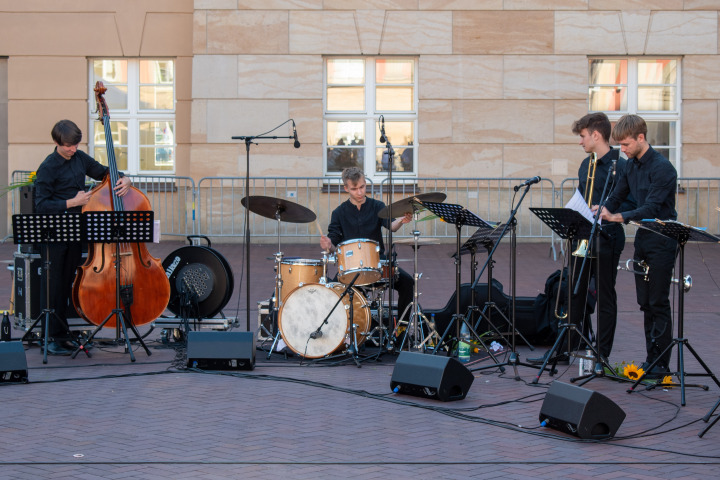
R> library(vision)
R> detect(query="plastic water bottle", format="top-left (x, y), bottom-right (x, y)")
top-left (458, 323), bottom-right (471, 363)
top-left (1, 311), bottom-right (11, 341)
top-left (429, 314), bottom-right (436, 347)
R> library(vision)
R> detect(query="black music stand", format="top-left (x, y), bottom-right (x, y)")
top-left (625, 220), bottom-right (720, 407)
top-left (418, 201), bottom-right (504, 365)
top-left (12, 213), bottom-right (87, 364)
top-left (457, 224), bottom-right (534, 349)
top-left (528, 208), bottom-right (611, 384)
top-left (71, 211), bottom-right (155, 362)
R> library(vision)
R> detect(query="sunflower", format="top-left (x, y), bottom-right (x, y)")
top-left (623, 363), bottom-right (645, 380)
top-left (660, 375), bottom-right (675, 387)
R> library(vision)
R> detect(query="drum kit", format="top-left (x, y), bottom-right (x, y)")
top-left (242, 192), bottom-right (447, 363)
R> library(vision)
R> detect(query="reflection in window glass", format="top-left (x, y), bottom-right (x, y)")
top-left (327, 121), bottom-right (364, 172)
top-left (638, 86), bottom-right (676, 111)
top-left (376, 59), bottom-right (413, 84)
top-left (140, 86), bottom-right (174, 110)
top-left (93, 60), bottom-right (129, 111)
top-left (589, 59), bottom-right (626, 85)
top-left (327, 59), bottom-right (364, 85)
top-left (638, 59), bottom-right (676, 84)
top-left (327, 86), bottom-right (364, 111)
top-left (376, 86), bottom-right (413, 111)
top-left (92, 121), bottom-right (129, 170)
top-left (140, 121), bottom-right (174, 171)
top-left (589, 86), bottom-right (627, 111)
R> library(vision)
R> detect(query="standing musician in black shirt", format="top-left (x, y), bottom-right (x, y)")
top-left (34, 119), bottom-right (131, 355)
top-left (320, 167), bottom-right (413, 337)
top-left (596, 114), bottom-right (678, 378)
top-left (530, 112), bottom-right (630, 365)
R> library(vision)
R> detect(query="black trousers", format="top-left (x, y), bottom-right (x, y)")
top-left (566, 224), bottom-right (625, 356)
top-left (633, 229), bottom-right (677, 368)
top-left (40, 242), bottom-right (82, 338)
top-left (393, 266), bottom-right (414, 324)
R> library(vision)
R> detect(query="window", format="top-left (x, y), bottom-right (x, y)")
top-left (88, 59), bottom-right (176, 174)
top-left (589, 57), bottom-right (680, 170)
top-left (324, 57), bottom-right (417, 180)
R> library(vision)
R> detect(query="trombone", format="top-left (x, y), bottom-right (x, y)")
top-left (572, 152), bottom-right (597, 258)
top-left (617, 258), bottom-right (692, 292)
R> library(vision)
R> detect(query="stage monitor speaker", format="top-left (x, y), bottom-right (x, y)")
top-left (539, 381), bottom-right (626, 439)
top-left (186, 331), bottom-right (255, 371)
top-left (390, 351), bottom-right (474, 402)
top-left (0, 341), bottom-right (28, 383)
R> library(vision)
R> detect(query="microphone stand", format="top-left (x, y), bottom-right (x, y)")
top-left (232, 120), bottom-right (297, 332)
top-left (380, 116), bottom-right (396, 354)
top-left (570, 160), bottom-right (626, 386)
top-left (310, 273), bottom-right (361, 341)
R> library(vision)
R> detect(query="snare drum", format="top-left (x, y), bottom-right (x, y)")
top-left (278, 283), bottom-right (370, 358)
top-left (275, 259), bottom-right (323, 304)
top-left (336, 238), bottom-right (381, 286)
top-left (380, 259), bottom-right (398, 282)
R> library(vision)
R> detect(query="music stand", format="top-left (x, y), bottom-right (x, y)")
top-left (418, 201), bottom-right (503, 364)
top-left (626, 220), bottom-right (720, 406)
top-left (528, 207), bottom-right (610, 384)
top-left (71, 211), bottom-right (155, 362)
top-left (12, 213), bottom-right (86, 364)
top-left (457, 224), bottom-right (534, 349)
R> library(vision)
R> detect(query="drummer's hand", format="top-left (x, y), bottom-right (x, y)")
top-left (320, 235), bottom-right (333, 252)
top-left (402, 212), bottom-right (412, 223)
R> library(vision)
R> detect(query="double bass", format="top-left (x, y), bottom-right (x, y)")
top-left (72, 82), bottom-right (170, 328)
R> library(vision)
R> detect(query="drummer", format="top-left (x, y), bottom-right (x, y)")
top-left (320, 167), bottom-right (414, 334)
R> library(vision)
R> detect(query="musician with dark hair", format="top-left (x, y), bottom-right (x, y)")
top-left (34, 119), bottom-right (131, 355)
top-left (596, 114), bottom-right (678, 378)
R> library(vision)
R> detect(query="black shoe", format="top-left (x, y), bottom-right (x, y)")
top-left (45, 341), bottom-right (73, 356)
top-left (528, 351), bottom-right (569, 365)
top-left (640, 362), bottom-right (670, 379)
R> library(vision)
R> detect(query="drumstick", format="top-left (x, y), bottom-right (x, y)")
top-left (315, 219), bottom-right (324, 236)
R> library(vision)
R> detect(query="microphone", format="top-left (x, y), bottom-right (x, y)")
top-left (310, 330), bottom-right (323, 339)
top-left (292, 120), bottom-right (301, 148)
top-left (513, 176), bottom-right (541, 192)
top-left (379, 115), bottom-right (386, 143)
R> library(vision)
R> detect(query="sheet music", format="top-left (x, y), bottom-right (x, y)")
top-left (564, 188), bottom-right (601, 225)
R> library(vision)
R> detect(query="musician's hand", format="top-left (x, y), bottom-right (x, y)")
top-left (597, 206), bottom-right (623, 223)
top-left (320, 235), bottom-right (333, 252)
top-left (402, 212), bottom-right (412, 224)
top-left (67, 190), bottom-right (92, 208)
top-left (114, 176), bottom-right (132, 197)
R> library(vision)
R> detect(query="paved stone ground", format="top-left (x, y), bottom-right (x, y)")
top-left (1, 238), bottom-right (719, 479)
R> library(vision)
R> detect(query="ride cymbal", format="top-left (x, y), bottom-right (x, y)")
top-left (241, 195), bottom-right (316, 223)
top-left (393, 237), bottom-right (441, 246)
top-left (378, 192), bottom-right (446, 219)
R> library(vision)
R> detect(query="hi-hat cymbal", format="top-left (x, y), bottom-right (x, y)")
top-left (378, 192), bottom-right (447, 219)
top-left (241, 195), bottom-right (316, 223)
top-left (394, 237), bottom-right (441, 246)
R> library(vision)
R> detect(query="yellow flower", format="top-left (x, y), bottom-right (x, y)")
top-left (623, 363), bottom-right (645, 380)
top-left (661, 375), bottom-right (675, 387)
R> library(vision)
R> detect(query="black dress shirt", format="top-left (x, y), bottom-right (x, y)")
top-left (34, 149), bottom-right (110, 213)
top-left (604, 145), bottom-right (677, 223)
top-left (578, 147), bottom-right (635, 218)
top-left (327, 197), bottom-right (392, 255)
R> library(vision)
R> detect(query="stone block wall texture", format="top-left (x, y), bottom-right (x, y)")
top-left (2, 1), bottom-right (719, 181)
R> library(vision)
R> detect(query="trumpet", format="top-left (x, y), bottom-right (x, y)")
top-left (617, 258), bottom-right (692, 292)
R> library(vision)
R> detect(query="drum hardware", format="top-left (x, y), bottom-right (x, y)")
top-left (336, 238), bottom-right (381, 286)
top-left (239, 195), bottom-right (318, 359)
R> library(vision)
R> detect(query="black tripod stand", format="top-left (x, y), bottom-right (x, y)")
top-left (626, 219), bottom-right (720, 406)
top-left (12, 213), bottom-right (88, 364)
top-left (529, 207), bottom-right (605, 384)
top-left (71, 211), bottom-right (155, 362)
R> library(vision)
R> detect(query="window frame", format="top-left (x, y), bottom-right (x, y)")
top-left (323, 56), bottom-right (418, 182)
top-left (589, 56), bottom-right (682, 173)
top-left (88, 58), bottom-right (176, 175)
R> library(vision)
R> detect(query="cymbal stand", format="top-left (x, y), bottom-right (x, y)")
top-left (266, 209), bottom-right (287, 359)
top-left (12, 213), bottom-right (89, 364)
top-left (395, 226), bottom-right (437, 352)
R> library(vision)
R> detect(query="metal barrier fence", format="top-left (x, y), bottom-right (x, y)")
top-left (8, 171), bottom-right (720, 246)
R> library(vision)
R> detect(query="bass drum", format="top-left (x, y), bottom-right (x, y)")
top-left (162, 246), bottom-right (234, 319)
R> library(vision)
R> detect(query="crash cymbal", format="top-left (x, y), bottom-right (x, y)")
top-left (393, 237), bottom-right (441, 246)
top-left (377, 192), bottom-right (447, 219)
top-left (241, 195), bottom-right (316, 223)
